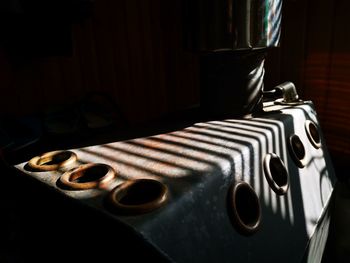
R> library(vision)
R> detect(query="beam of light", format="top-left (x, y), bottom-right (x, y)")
top-left (193, 121), bottom-right (269, 209)
top-left (254, 117), bottom-right (294, 224)
top-left (228, 118), bottom-right (287, 220)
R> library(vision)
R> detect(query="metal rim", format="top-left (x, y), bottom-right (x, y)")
top-left (228, 181), bottom-right (261, 235)
top-left (263, 153), bottom-right (289, 195)
top-left (28, 150), bottom-right (77, 171)
top-left (305, 120), bottom-right (321, 149)
top-left (288, 134), bottom-right (306, 168)
top-left (59, 163), bottom-right (115, 190)
top-left (107, 179), bottom-right (168, 215)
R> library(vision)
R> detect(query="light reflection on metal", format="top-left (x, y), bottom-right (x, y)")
top-left (305, 120), bottom-right (322, 149)
top-left (184, 0), bottom-right (282, 51)
top-left (14, 102), bottom-right (335, 263)
top-left (284, 105), bottom-right (334, 238)
top-left (229, 119), bottom-right (282, 165)
top-left (107, 179), bottom-right (168, 215)
top-left (264, 153), bottom-right (289, 195)
top-left (188, 124), bottom-right (258, 178)
top-left (274, 82), bottom-right (302, 104)
top-left (214, 120), bottom-right (277, 204)
top-left (59, 163), bottom-right (116, 190)
top-left (227, 181), bottom-right (262, 235)
top-left (28, 150), bottom-right (77, 171)
top-left (138, 134), bottom-right (239, 178)
top-left (193, 121), bottom-right (269, 210)
top-left (228, 119), bottom-right (288, 219)
top-left (288, 134), bottom-right (307, 168)
top-left (254, 117), bottom-right (293, 223)
top-left (168, 131), bottom-right (245, 180)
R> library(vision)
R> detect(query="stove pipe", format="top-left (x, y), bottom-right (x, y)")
top-left (183, 0), bottom-right (282, 117)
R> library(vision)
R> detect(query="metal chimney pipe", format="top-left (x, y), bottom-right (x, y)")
top-left (183, 0), bottom-right (282, 52)
top-left (183, 0), bottom-right (283, 118)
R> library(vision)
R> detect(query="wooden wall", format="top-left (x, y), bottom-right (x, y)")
top-left (0, 0), bottom-right (199, 124)
top-left (303, 0), bottom-right (350, 157)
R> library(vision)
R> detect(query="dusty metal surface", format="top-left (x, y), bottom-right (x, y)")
top-left (14, 101), bottom-right (336, 263)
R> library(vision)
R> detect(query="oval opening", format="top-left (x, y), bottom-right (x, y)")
top-left (289, 135), bottom-right (306, 168)
top-left (28, 150), bottom-right (77, 171)
top-left (70, 165), bottom-right (110, 183)
top-left (38, 151), bottom-right (72, 166)
top-left (108, 179), bottom-right (168, 215)
top-left (305, 120), bottom-right (321, 149)
top-left (264, 153), bottom-right (289, 195)
top-left (59, 163), bottom-right (115, 190)
top-left (228, 182), bottom-right (261, 235)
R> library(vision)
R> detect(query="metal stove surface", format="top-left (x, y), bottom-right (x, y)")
top-left (14, 101), bottom-right (336, 263)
